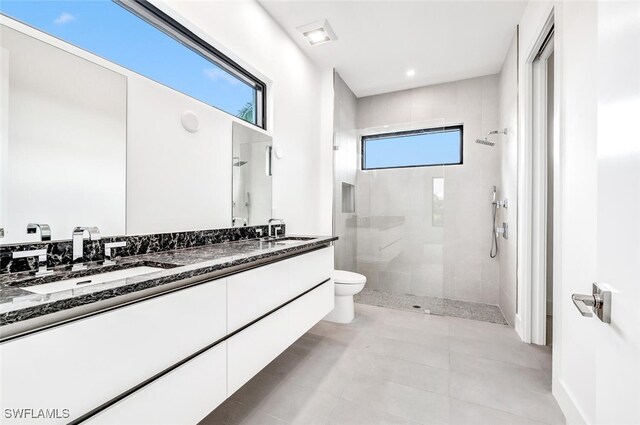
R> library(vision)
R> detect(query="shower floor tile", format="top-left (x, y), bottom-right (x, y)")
top-left (355, 288), bottom-right (508, 325)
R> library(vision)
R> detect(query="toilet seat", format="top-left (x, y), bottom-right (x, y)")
top-left (334, 270), bottom-right (366, 285)
top-left (325, 270), bottom-right (367, 324)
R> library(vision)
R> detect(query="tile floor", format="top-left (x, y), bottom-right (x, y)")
top-left (201, 303), bottom-right (563, 425)
top-left (355, 288), bottom-right (508, 325)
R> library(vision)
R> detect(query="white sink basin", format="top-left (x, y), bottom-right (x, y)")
top-left (20, 266), bottom-right (165, 295)
top-left (272, 237), bottom-right (316, 245)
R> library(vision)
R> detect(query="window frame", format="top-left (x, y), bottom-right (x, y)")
top-left (360, 124), bottom-right (464, 171)
top-left (115, 0), bottom-right (267, 129)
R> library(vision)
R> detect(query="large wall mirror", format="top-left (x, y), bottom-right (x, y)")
top-left (232, 122), bottom-right (273, 227)
top-left (0, 24), bottom-right (127, 245)
top-left (0, 18), bottom-right (273, 245)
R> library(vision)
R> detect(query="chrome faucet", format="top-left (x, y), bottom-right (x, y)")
top-left (27, 223), bottom-right (52, 241)
top-left (268, 218), bottom-right (285, 238)
top-left (12, 248), bottom-right (53, 276)
top-left (103, 241), bottom-right (126, 266)
top-left (72, 226), bottom-right (101, 271)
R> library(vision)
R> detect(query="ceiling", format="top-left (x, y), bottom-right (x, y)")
top-left (259, 0), bottom-right (527, 98)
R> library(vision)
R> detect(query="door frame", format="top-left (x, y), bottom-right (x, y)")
top-left (516, 10), bottom-right (558, 345)
top-left (531, 32), bottom-right (554, 346)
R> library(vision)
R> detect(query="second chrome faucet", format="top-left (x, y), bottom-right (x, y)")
top-left (72, 226), bottom-right (101, 271)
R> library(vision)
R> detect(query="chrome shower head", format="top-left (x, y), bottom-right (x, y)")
top-left (476, 138), bottom-right (496, 146)
top-left (475, 128), bottom-right (507, 147)
top-left (232, 157), bottom-right (248, 167)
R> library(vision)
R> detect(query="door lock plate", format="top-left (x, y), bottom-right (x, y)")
top-left (592, 282), bottom-right (611, 324)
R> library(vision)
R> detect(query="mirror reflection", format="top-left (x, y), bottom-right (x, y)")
top-left (232, 122), bottom-right (272, 227)
top-left (0, 24), bottom-right (127, 245)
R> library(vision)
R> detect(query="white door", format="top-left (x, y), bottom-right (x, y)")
top-left (594, 1), bottom-right (640, 424)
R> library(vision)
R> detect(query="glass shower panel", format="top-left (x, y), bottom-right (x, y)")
top-left (355, 159), bottom-right (445, 315)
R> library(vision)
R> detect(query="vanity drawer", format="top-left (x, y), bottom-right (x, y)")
top-left (288, 279), bottom-right (334, 341)
top-left (0, 278), bottom-right (227, 425)
top-left (227, 280), bottom-right (333, 397)
top-left (86, 342), bottom-right (227, 425)
top-left (227, 260), bottom-right (289, 333)
top-left (288, 246), bottom-right (334, 296)
top-left (227, 306), bottom-right (289, 396)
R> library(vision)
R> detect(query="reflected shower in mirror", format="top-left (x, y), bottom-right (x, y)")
top-left (231, 122), bottom-right (272, 227)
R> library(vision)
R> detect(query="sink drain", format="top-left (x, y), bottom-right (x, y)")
top-left (412, 305), bottom-right (422, 309)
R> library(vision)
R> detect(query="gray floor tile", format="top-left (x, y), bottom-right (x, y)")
top-left (276, 349), bottom-right (357, 397)
top-left (374, 322), bottom-right (451, 350)
top-left (449, 336), bottom-right (541, 369)
top-left (449, 372), bottom-right (565, 424)
top-left (340, 375), bottom-right (450, 424)
top-left (327, 399), bottom-right (423, 425)
top-left (448, 316), bottom-right (517, 343)
top-left (229, 370), bottom-right (284, 406)
top-left (449, 352), bottom-right (550, 394)
top-left (449, 399), bottom-right (549, 425)
top-left (360, 335), bottom-right (450, 370)
top-left (206, 304), bottom-right (564, 425)
top-left (199, 399), bottom-right (287, 425)
top-left (256, 383), bottom-right (339, 425)
top-left (351, 351), bottom-right (450, 395)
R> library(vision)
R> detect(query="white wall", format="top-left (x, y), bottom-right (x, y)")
top-left (355, 75), bottom-right (501, 304)
top-left (498, 30), bottom-right (519, 325)
top-left (160, 0), bottom-right (329, 235)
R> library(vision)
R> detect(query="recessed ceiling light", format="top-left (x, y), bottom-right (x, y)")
top-left (296, 20), bottom-right (337, 46)
top-left (406, 69), bottom-right (416, 77)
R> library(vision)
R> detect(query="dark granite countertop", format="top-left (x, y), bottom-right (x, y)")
top-left (0, 235), bottom-right (336, 335)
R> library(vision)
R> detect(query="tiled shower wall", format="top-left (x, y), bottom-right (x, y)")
top-left (355, 75), bottom-right (502, 305)
top-left (332, 72), bottom-right (359, 272)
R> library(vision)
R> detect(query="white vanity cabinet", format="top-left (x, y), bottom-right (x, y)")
top-left (86, 342), bottom-right (228, 425)
top-left (0, 278), bottom-right (227, 425)
top-left (0, 245), bottom-right (334, 425)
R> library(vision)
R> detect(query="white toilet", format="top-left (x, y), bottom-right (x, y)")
top-left (324, 270), bottom-right (367, 324)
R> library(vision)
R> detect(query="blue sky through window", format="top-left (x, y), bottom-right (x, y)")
top-left (363, 128), bottom-right (462, 169)
top-left (1, 0), bottom-right (257, 123)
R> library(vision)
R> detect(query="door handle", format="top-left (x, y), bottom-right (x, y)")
top-left (572, 294), bottom-right (596, 317)
top-left (571, 283), bottom-right (611, 323)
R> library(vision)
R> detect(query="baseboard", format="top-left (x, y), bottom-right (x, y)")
top-left (515, 314), bottom-right (525, 341)
top-left (553, 378), bottom-right (589, 425)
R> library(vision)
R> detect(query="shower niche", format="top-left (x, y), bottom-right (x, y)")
top-left (341, 182), bottom-right (356, 213)
top-left (231, 122), bottom-right (273, 227)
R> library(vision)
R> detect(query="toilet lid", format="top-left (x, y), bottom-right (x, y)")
top-left (334, 270), bottom-right (367, 285)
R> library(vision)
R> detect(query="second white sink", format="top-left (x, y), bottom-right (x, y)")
top-left (20, 266), bottom-right (165, 295)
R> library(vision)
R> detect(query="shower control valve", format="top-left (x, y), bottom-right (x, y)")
top-left (496, 223), bottom-right (508, 239)
top-left (495, 199), bottom-right (508, 209)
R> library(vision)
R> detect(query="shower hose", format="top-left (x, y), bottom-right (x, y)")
top-left (490, 202), bottom-right (499, 258)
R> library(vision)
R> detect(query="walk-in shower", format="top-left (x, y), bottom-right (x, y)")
top-left (332, 72), bottom-right (509, 325)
